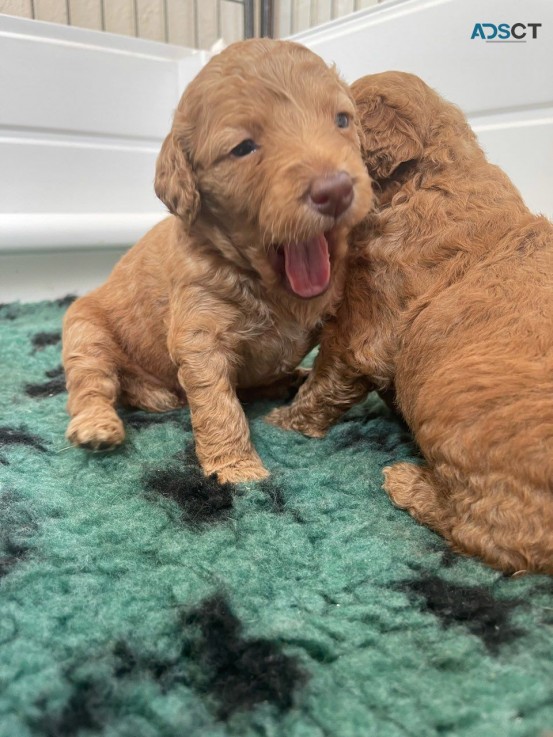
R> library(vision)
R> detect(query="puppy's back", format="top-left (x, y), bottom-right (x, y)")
top-left (397, 214), bottom-right (553, 472)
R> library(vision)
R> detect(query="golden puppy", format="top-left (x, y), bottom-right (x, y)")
top-left (268, 71), bottom-right (553, 574)
top-left (62, 39), bottom-right (372, 483)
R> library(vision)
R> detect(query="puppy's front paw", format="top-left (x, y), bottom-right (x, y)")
top-left (213, 457), bottom-right (270, 484)
top-left (265, 406), bottom-right (327, 438)
top-left (67, 410), bottom-right (125, 450)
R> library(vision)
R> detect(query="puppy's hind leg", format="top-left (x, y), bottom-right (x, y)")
top-left (384, 464), bottom-right (553, 574)
top-left (382, 462), bottom-right (453, 537)
top-left (447, 476), bottom-right (553, 575)
top-left (62, 298), bottom-right (125, 450)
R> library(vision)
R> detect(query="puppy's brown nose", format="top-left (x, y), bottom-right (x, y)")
top-left (309, 172), bottom-right (354, 219)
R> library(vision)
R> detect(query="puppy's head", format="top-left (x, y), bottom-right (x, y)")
top-left (155, 39), bottom-right (372, 300)
top-left (351, 71), bottom-right (475, 180)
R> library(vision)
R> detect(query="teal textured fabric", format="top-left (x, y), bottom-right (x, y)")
top-left (0, 298), bottom-right (552, 737)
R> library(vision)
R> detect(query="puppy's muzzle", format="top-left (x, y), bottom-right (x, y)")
top-left (308, 171), bottom-right (354, 219)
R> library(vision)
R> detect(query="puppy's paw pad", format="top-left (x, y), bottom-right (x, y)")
top-left (67, 412), bottom-right (125, 450)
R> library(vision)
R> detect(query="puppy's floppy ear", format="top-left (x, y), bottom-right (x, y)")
top-left (154, 131), bottom-right (200, 226)
top-left (352, 77), bottom-right (425, 180)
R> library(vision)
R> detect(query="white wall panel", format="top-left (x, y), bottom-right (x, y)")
top-left (0, 14), bottom-right (207, 261)
top-left (473, 110), bottom-right (553, 220)
top-left (294, 0), bottom-right (552, 116)
top-left (0, 17), bottom-right (201, 138)
top-left (0, 138), bottom-right (160, 214)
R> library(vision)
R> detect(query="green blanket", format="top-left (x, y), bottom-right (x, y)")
top-left (1, 298), bottom-right (552, 737)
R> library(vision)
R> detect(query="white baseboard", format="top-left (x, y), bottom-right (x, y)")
top-left (0, 213), bottom-right (165, 251)
top-left (0, 247), bottom-right (127, 303)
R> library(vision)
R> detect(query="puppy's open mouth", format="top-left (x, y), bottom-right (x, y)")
top-left (270, 233), bottom-right (331, 299)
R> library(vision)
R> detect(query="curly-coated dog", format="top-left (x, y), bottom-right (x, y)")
top-left (62, 39), bottom-right (372, 483)
top-left (268, 71), bottom-right (553, 574)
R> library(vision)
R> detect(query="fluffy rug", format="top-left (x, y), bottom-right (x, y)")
top-left (1, 297), bottom-right (552, 737)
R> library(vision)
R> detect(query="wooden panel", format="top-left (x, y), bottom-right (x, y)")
top-left (277, 0), bottom-right (292, 37)
top-left (332, 0), bottom-right (355, 19)
top-left (135, 0), bottom-right (165, 42)
top-left (104, 0), bottom-right (136, 36)
top-left (312, 0), bottom-right (332, 28)
top-left (166, 0), bottom-right (196, 47)
top-left (219, 0), bottom-right (242, 45)
top-left (0, 0), bottom-right (33, 16)
top-left (198, 0), bottom-right (219, 49)
top-left (68, 0), bottom-right (103, 31)
top-left (291, 0), bottom-right (310, 34)
top-left (33, 0), bottom-right (67, 24)
top-left (2, 0), bottom-right (379, 44)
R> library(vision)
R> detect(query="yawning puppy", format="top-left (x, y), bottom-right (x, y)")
top-left (62, 39), bottom-right (372, 483)
top-left (268, 71), bottom-right (553, 574)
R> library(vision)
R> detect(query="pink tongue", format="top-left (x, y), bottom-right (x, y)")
top-left (283, 234), bottom-right (331, 298)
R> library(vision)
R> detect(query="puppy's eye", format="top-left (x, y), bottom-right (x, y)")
top-left (230, 139), bottom-right (258, 157)
top-left (336, 112), bottom-right (350, 129)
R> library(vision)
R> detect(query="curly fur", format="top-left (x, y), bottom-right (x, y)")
top-left (268, 71), bottom-right (553, 574)
top-left (62, 39), bottom-right (372, 483)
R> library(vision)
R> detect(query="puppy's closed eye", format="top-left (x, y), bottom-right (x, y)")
top-left (231, 139), bottom-right (258, 158)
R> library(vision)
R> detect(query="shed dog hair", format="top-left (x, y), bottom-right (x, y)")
top-left (62, 39), bottom-right (372, 483)
top-left (268, 71), bottom-right (553, 574)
